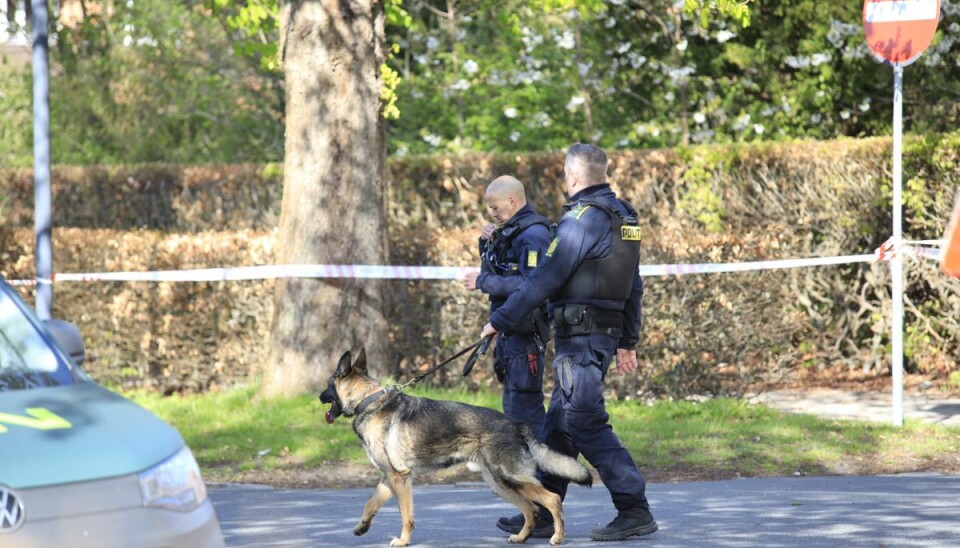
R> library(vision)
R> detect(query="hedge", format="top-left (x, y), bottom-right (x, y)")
top-left (3, 134), bottom-right (959, 396)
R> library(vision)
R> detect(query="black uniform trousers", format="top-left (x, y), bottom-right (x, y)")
top-left (539, 331), bottom-right (650, 511)
top-left (495, 331), bottom-right (546, 438)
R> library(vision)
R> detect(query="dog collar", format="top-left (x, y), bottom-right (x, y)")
top-left (355, 387), bottom-right (395, 415)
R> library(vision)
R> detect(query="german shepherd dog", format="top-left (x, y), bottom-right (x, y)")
top-left (319, 348), bottom-right (592, 546)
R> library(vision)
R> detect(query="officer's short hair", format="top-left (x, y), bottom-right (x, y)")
top-left (565, 143), bottom-right (608, 185)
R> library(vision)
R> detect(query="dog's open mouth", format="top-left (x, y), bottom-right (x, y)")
top-left (319, 381), bottom-right (343, 424)
top-left (324, 402), bottom-right (342, 424)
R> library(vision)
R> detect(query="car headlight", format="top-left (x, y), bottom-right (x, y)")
top-left (138, 446), bottom-right (208, 512)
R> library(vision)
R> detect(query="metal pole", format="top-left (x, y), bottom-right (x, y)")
top-left (891, 64), bottom-right (904, 427)
top-left (32, 0), bottom-right (52, 320)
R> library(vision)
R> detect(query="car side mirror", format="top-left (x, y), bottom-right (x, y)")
top-left (42, 319), bottom-right (86, 366)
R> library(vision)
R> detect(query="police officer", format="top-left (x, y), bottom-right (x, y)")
top-left (463, 175), bottom-right (551, 437)
top-left (481, 145), bottom-right (657, 541)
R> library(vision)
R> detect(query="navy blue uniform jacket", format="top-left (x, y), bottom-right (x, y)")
top-left (489, 184), bottom-right (644, 349)
top-left (477, 204), bottom-right (552, 317)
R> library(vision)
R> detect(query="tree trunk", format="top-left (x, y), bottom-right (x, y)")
top-left (263, 0), bottom-right (388, 396)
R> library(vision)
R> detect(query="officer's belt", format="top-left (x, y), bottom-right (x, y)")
top-left (553, 303), bottom-right (622, 338)
top-left (492, 303), bottom-right (539, 336)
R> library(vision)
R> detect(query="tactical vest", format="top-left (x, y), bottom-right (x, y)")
top-left (481, 213), bottom-right (551, 336)
top-left (556, 198), bottom-right (641, 302)
top-left (481, 214), bottom-right (551, 277)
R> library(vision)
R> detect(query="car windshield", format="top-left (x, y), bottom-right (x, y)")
top-left (0, 281), bottom-right (76, 390)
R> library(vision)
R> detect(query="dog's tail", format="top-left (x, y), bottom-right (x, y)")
top-left (525, 432), bottom-right (593, 487)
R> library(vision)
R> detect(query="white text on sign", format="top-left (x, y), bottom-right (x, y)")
top-left (864, 0), bottom-right (939, 23)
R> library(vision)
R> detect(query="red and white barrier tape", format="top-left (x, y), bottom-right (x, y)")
top-left (875, 237), bottom-right (943, 263)
top-left (905, 245), bottom-right (941, 261)
top-left (8, 264), bottom-right (479, 286)
top-left (637, 253), bottom-right (877, 276)
top-left (7, 250), bottom-right (899, 286)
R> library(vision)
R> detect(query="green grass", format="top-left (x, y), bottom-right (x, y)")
top-left (128, 384), bottom-right (368, 471)
top-left (608, 398), bottom-right (945, 478)
top-left (126, 384), bottom-right (960, 483)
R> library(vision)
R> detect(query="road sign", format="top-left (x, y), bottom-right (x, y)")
top-left (940, 190), bottom-right (960, 277)
top-left (863, 0), bottom-right (940, 65)
top-left (862, 0), bottom-right (941, 427)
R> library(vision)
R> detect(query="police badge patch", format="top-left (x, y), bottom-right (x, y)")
top-left (620, 226), bottom-right (642, 241)
top-left (546, 237), bottom-right (561, 257)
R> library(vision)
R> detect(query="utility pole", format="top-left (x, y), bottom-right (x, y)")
top-left (31, 0), bottom-right (52, 319)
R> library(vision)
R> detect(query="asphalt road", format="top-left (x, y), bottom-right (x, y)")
top-left (209, 474), bottom-right (960, 547)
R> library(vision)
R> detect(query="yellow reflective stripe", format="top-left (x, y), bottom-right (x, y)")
top-left (564, 204), bottom-right (592, 220)
top-left (527, 250), bottom-right (538, 268)
top-left (0, 408), bottom-right (73, 433)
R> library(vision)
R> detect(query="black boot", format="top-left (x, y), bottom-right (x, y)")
top-left (589, 508), bottom-right (658, 541)
top-left (496, 510), bottom-right (555, 538)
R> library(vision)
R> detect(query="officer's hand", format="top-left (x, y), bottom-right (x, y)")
top-left (481, 322), bottom-right (498, 339)
top-left (480, 223), bottom-right (496, 241)
top-left (462, 272), bottom-right (480, 290)
top-left (615, 348), bottom-right (638, 376)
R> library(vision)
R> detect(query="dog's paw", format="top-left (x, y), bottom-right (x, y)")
top-left (507, 534), bottom-right (528, 544)
top-left (549, 533), bottom-right (564, 545)
top-left (353, 521), bottom-right (370, 536)
top-left (389, 537), bottom-right (409, 547)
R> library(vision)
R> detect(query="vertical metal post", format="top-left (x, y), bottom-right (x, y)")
top-left (891, 64), bottom-right (904, 427)
top-left (32, 0), bottom-right (52, 320)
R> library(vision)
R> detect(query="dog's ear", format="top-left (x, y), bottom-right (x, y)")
top-left (334, 350), bottom-right (352, 378)
top-left (353, 347), bottom-right (368, 374)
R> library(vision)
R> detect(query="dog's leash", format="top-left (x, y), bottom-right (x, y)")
top-left (461, 335), bottom-right (493, 377)
top-left (396, 335), bottom-right (493, 390)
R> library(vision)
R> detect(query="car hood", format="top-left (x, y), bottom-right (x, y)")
top-left (0, 382), bottom-right (184, 490)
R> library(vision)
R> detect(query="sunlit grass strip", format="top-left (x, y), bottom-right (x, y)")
top-left (127, 384), bottom-right (960, 482)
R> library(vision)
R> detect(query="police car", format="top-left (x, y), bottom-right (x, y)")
top-left (0, 275), bottom-right (223, 547)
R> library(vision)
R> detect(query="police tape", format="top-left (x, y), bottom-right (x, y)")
top-left (8, 250), bottom-right (908, 287)
top-left (904, 245), bottom-right (941, 261)
top-left (8, 264), bottom-right (478, 286)
top-left (637, 253), bottom-right (878, 276)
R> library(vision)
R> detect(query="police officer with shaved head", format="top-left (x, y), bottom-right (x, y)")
top-left (463, 175), bottom-right (552, 437)
top-left (481, 144), bottom-right (657, 541)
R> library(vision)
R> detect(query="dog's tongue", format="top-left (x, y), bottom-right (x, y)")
top-left (325, 407), bottom-right (336, 424)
